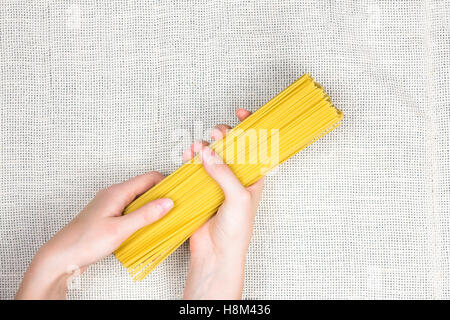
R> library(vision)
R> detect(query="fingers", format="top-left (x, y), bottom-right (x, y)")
top-left (236, 108), bottom-right (252, 122)
top-left (200, 146), bottom-right (247, 200)
top-left (182, 140), bottom-right (210, 162)
top-left (97, 171), bottom-right (165, 212)
top-left (119, 198), bottom-right (173, 236)
top-left (182, 109), bottom-right (253, 163)
top-left (210, 124), bottom-right (231, 141)
top-left (211, 108), bottom-right (251, 141)
top-left (119, 171), bottom-right (165, 199)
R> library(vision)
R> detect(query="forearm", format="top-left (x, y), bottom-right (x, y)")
top-left (184, 253), bottom-right (246, 300)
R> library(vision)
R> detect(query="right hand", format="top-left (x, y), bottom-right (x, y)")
top-left (183, 109), bottom-right (264, 300)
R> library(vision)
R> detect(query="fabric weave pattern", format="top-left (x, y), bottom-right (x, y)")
top-left (0, 0), bottom-right (449, 299)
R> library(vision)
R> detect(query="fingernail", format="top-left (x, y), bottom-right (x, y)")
top-left (157, 199), bottom-right (173, 212)
top-left (193, 140), bottom-right (204, 153)
top-left (182, 149), bottom-right (193, 162)
top-left (201, 147), bottom-right (223, 165)
top-left (202, 147), bottom-right (213, 162)
top-left (201, 147), bottom-right (216, 166)
top-left (211, 128), bottom-right (222, 140)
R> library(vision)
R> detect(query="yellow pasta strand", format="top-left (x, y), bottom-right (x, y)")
top-left (114, 74), bottom-right (344, 280)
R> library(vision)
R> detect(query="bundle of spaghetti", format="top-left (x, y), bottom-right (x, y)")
top-left (115, 73), bottom-right (344, 281)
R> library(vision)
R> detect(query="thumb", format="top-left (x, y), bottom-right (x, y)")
top-left (200, 146), bottom-right (247, 200)
top-left (118, 198), bottom-right (173, 236)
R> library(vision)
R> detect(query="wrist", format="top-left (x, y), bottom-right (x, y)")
top-left (16, 247), bottom-right (70, 299)
top-left (184, 251), bottom-right (246, 300)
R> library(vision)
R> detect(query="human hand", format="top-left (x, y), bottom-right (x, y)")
top-left (183, 109), bottom-right (264, 300)
top-left (16, 172), bottom-right (173, 299)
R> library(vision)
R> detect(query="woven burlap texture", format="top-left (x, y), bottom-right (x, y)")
top-left (1, 1), bottom-right (449, 299)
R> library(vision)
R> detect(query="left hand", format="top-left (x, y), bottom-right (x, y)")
top-left (16, 172), bottom-right (174, 299)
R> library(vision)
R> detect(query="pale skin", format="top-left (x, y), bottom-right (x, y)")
top-left (16, 109), bottom-right (264, 300)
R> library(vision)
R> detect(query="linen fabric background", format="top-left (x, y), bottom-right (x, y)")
top-left (1, 0), bottom-right (449, 299)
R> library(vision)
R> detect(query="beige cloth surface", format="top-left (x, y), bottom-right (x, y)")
top-left (1, 0), bottom-right (449, 299)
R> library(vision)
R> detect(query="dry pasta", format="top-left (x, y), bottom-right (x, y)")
top-left (115, 74), bottom-right (344, 281)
